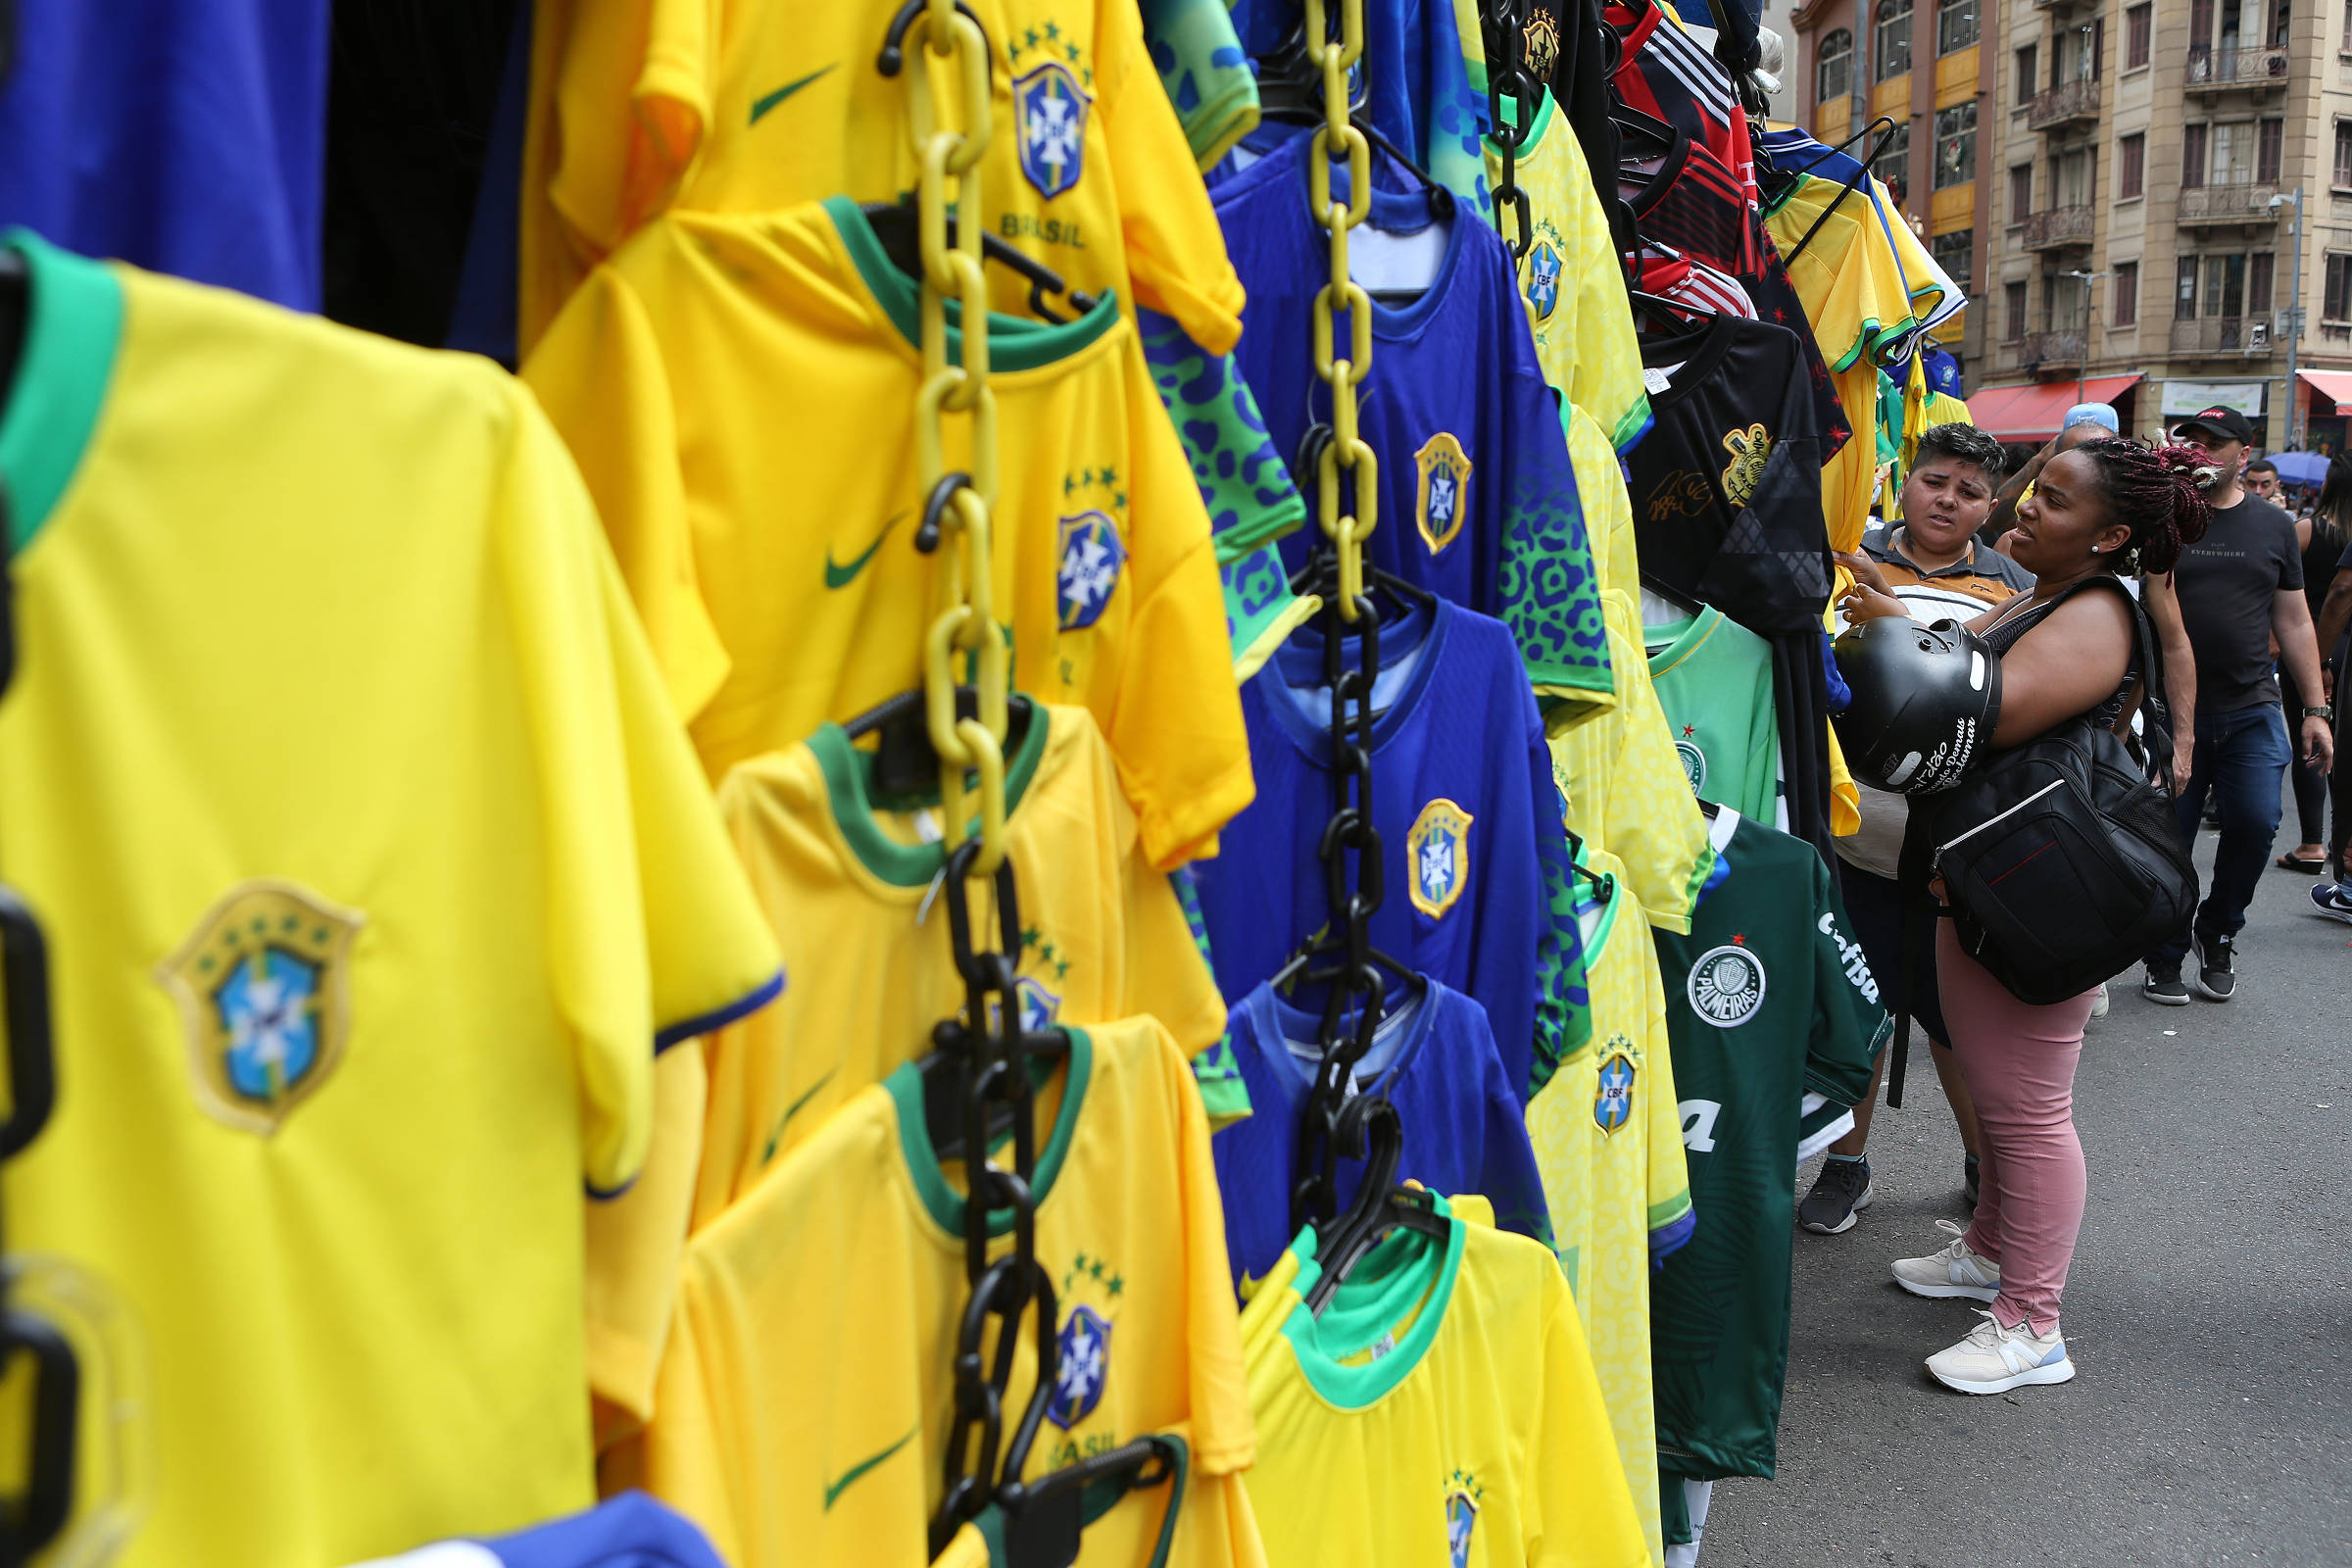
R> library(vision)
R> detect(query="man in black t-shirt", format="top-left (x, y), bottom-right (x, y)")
top-left (2142, 407), bottom-right (2338, 1004)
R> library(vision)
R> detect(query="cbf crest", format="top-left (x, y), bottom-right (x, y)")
top-left (1594, 1046), bottom-right (1637, 1135)
top-left (1015, 61), bottom-right (1090, 199)
top-left (1525, 238), bottom-right (1563, 321)
top-left (1688, 940), bottom-right (1768, 1028)
top-left (1407, 799), bottom-right (1475, 920)
top-left (1056, 511), bottom-right (1126, 629)
top-left (1049, 1248), bottom-right (1126, 1435)
top-left (1445, 1472), bottom-right (1484, 1568)
top-left (157, 880), bottom-right (364, 1135)
top-left (1414, 432), bottom-right (1473, 555)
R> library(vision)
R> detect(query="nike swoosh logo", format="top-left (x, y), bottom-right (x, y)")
top-left (823, 1426), bottom-right (918, 1511)
top-left (751, 64), bottom-right (837, 125)
top-left (824, 512), bottom-right (904, 589)
top-left (760, 1068), bottom-right (837, 1165)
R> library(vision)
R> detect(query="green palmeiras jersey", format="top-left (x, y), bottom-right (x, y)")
top-left (1649, 808), bottom-right (1887, 1481)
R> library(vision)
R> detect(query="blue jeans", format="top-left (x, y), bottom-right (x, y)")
top-left (2149, 702), bottom-right (2291, 967)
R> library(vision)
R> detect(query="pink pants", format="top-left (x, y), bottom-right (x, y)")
top-left (1936, 922), bottom-right (2094, 1336)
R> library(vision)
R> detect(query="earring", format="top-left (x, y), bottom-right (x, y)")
top-left (2090, 545), bottom-right (2101, 553)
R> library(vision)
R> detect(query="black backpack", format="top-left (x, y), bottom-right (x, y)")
top-left (1898, 577), bottom-right (2196, 1008)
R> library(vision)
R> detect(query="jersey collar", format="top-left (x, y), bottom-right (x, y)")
top-left (821, 196), bottom-right (1120, 373)
top-left (0, 231), bottom-right (122, 558)
top-left (1257, 597), bottom-right (1448, 763)
top-left (1276, 1193), bottom-right (1464, 1408)
top-left (886, 1024), bottom-right (1093, 1241)
top-left (808, 705), bottom-right (1054, 888)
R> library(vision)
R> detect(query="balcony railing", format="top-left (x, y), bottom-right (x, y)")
top-left (2021, 205), bottom-right (2096, 250)
top-left (2026, 77), bottom-right (2100, 130)
top-left (2170, 316), bottom-right (2274, 355)
top-left (2176, 180), bottom-right (2282, 224)
top-left (2184, 44), bottom-right (2290, 89)
top-left (2019, 329), bottom-right (2086, 367)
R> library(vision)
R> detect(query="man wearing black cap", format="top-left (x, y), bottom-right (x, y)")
top-left (2141, 405), bottom-right (2337, 1004)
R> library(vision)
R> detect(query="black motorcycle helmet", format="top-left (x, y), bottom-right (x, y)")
top-left (1832, 616), bottom-right (2003, 795)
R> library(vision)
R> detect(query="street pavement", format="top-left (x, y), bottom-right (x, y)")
top-left (1701, 810), bottom-right (2352, 1566)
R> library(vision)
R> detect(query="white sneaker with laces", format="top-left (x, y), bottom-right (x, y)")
top-left (2087, 981), bottom-right (2110, 1019)
top-left (1892, 1218), bottom-right (2002, 1302)
top-left (1926, 1309), bottom-right (2075, 1394)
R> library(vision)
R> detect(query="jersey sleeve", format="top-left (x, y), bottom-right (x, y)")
top-left (502, 387), bottom-right (783, 1199)
top-left (586, 1041), bottom-right (709, 1442)
top-left (1097, 0), bottom-right (1248, 355)
top-left (1114, 335), bottom-right (1259, 868)
top-left (1631, 910), bottom-right (1694, 1265)
top-left (1140, 0), bottom-right (1262, 170)
top-left (1529, 1264), bottom-right (1652, 1568)
top-left (522, 257), bottom-right (733, 726)
top-left (1550, 132), bottom-right (1650, 455)
top-left (1802, 856), bottom-right (1890, 1108)
top-left (1132, 304), bottom-right (1305, 564)
top-left (1564, 404), bottom-right (1639, 604)
top-left (1527, 711), bottom-right (1592, 1099)
top-left (1481, 1063), bottom-right (1557, 1251)
top-left (1500, 360), bottom-right (1615, 712)
top-left (1161, 864), bottom-right (1252, 1128)
top-left (1599, 592), bottom-right (1712, 934)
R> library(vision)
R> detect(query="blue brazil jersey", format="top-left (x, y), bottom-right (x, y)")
top-left (1209, 131), bottom-right (1613, 711)
top-left (1191, 597), bottom-right (1587, 1106)
top-left (1211, 977), bottom-right (1551, 1287)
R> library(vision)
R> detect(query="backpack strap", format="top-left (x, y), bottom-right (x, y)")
top-left (2027, 574), bottom-right (2174, 779)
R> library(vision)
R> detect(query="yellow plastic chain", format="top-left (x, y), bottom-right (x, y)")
top-left (1303, 0), bottom-right (1377, 620)
top-left (906, 0), bottom-right (1010, 872)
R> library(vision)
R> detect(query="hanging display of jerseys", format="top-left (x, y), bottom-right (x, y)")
top-left (1485, 88), bottom-right (1650, 454)
top-left (1211, 978), bottom-right (1550, 1285)
top-left (1238, 1194), bottom-right (1650, 1568)
top-left (1549, 593), bottom-right (1715, 933)
top-left (0, 234), bottom-right (784, 1567)
top-left (1643, 607), bottom-right (1781, 825)
top-left (1522, 844), bottom-right (1691, 1565)
top-left (522, 198), bottom-right (1250, 869)
top-left (1211, 133), bottom-right (1615, 710)
top-left (1601, 0), bottom-right (1752, 198)
top-left (1191, 598), bottom-right (1588, 1105)
top-left (1623, 313), bottom-right (1830, 637)
top-left (635, 1016), bottom-right (1263, 1568)
top-left (1650, 808), bottom-right (1887, 1484)
top-left (517, 0), bottom-right (1247, 356)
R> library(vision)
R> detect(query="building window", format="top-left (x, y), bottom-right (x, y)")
top-left (2054, 146), bottom-right (2093, 208)
top-left (1933, 228), bottom-right (1974, 288)
top-left (2327, 255), bottom-right (2352, 320)
top-left (2191, 0), bottom-right (2216, 52)
top-left (2178, 258), bottom-right (2201, 319)
top-left (2114, 261), bottom-right (2138, 325)
top-left (2212, 121), bottom-right (2255, 184)
top-left (1872, 122), bottom-right (1911, 199)
top-left (1934, 104), bottom-right (1977, 187)
top-left (2250, 252), bottom-right (2276, 316)
top-left (2119, 132), bottom-right (2145, 198)
top-left (1817, 28), bottom-right (1854, 102)
top-left (2258, 118), bottom-right (2283, 183)
top-left (2058, 20), bottom-right (2100, 79)
top-left (2270, 0), bottom-right (2292, 49)
top-left (2182, 122), bottom-right (2209, 188)
top-left (2010, 162), bottom-right (2034, 221)
top-left (2049, 271), bottom-right (2089, 332)
top-left (1938, 0), bottom-right (1979, 54)
top-left (2342, 0), bottom-right (2352, 49)
top-left (2015, 43), bottom-right (2038, 101)
top-left (2127, 3), bottom-right (2153, 66)
top-left (2337, 121), bottom-right (2352, 187)
top-left (2005, 279), bottom-right (2029, 339)
top-left (2203, 252), bottom-right (2247, 318)
top-left (1877, 0), bottom-right (1914, 79)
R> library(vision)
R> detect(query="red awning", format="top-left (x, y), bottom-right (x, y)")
top-left (1966, 375), bottom-right (2145, 441)
top-left (2296, 369), bottom-right (2352, 409)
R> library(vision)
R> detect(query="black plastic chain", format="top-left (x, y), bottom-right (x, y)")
top-left (1484, 0), bottom-right (1538, 260)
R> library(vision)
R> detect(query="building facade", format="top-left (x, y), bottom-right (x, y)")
top-left (1792, 0), bottom-right (2352, 451)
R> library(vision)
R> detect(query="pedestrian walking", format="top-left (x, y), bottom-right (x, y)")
top-left (2279, 456), bottom-right (2350, 874)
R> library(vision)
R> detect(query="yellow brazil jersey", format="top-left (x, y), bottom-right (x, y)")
top-left (1486, 88), bottom-right (1651, 456)
top-left (1522, 847), bottom-right (1690, 1567)
top-left (1546, 591), bottom-right (1713, 936)
top-left (0, 234), bottom-right (781, 1566)
top-left (636, 1015), bottom-right (1264, 1568)
top-left (523, 197), bottom-right (1251, 870)
top-left (519, 0), bottom-right (1244, 358)
top-left (1241, 1193), bottom-right (1648, 1568)
top-left (1564, 402), bottom-right (1639, 605)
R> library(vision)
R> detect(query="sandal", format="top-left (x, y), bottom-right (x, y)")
top-left (2277, 852), bottom-right (2328, 874)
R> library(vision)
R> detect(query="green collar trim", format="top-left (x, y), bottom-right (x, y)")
top-left (0, 231), bottom-right (122, 557)
top-left (1485, 85), bottom-right (1557, 156)
top-left (808, 706), bottom-right (1053, 888)
top-left (822, 195), bottom-right (1120, 372)
top-left (1278, 1195), bottom-right (1463, 1409)
top-left (886, 1025), bottom-right (1092, 1240)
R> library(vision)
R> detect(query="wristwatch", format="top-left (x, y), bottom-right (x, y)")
top-left (2304, 705), bottom-right (2336, 721)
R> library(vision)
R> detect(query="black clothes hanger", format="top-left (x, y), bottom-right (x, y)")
top-left (1257, 107), bottom-right (1459, 224)
top-left (1781, 118), bottom-right (1897, 268)
top-left (858, 203), bottom-right (1097, 325)
top-left (1640, 568), bottom-right (1709, 622)
top-left (1562, 828), bottom-right (1616, 902)
top-left (1301, 1099), bottom-right (1451, 1313)
top-left (841, 682), bottom-right (1037, 803)
top-left (1627, 286), bottom-right (1713, 333)
top-left (1609, 101), bottom-right (1678, 163)
top-left (0, 249), bottom-right (25, 422)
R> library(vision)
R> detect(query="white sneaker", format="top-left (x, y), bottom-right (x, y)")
top-left (1926, 1309), bottom-right (2076, 1394)
top-left (2088, 981), bottom-right (2110, 1019)
top-left (1892, 1218), bottom-right (2002, 1302)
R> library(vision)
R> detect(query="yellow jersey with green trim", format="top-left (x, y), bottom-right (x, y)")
top-left (692, 703), bottom-right (1235, 1221)
top-left (1547, 592), bottom-right (1713, 935)
top-left (1522, 847), bottom-right (1691, 1566)
top-left (0, 234), bottom-right (782, 1566)
top-left (636, 1016), bottom-right (1264, 1568)
top-left (1486, 88), bottom-right (1652, 455)
top-left (1565, 402), bottom-right (1640, 605)
top-left (1240, 1194), bottom-right (1648, 1568)
top-left (523, 198), bottom-right (1251, 869)
top-left (519, 0), bottom-right (1245, 357)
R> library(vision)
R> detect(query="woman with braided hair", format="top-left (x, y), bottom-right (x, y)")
top-left (1839, 438), bottom-right (2212, 1395)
